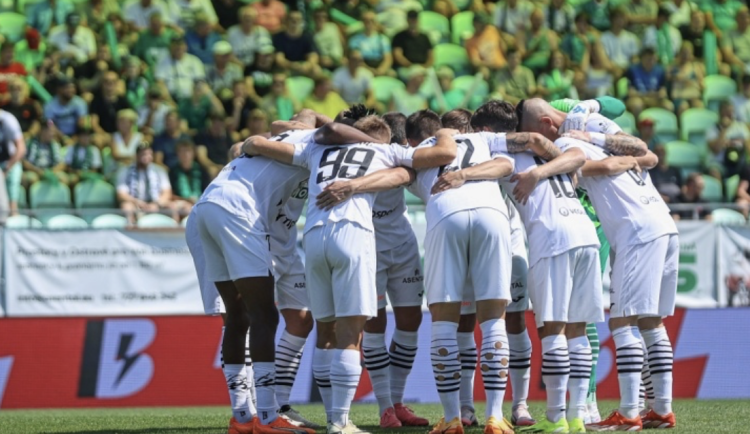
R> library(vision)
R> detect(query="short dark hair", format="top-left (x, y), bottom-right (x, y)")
top-left (136, 143), bottom-right (152, 154)
top-left (470, 100), bottom-right (518, 133)
top-left (407, 10), bottom-right (419, 20)
top-left (382, 112), bottom-right (407, 145)
top-left (176, 138), bottom-right (195, 151)
top-left (657, 7), bottom-right (671, 19)
top-left (641, 47), bottom-right (656, 57)
top-left (353, 115), bottom-right (392, 143)
top-left (441, 109), bottom-right (473, 133)
top-left (406, 110), bottom-right (442, 143)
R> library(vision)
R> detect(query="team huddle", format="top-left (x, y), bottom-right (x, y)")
top-left (186, 97), bottom-right (679, 434)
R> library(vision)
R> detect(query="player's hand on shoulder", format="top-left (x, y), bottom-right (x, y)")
top-left (316, 181), bottom-right (355, 210)
top-left (510, 169), bottom-right (541, 205)
top-left (241, 136), bottom-right (263, 156)
top-left (431, 170), bottom-right (466, 195)
top-left (230, 142), bottom-right (244, 159)
top-left (559, 102), bottom-right (591, 134)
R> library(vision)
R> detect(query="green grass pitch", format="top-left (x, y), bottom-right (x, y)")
top-left (1, 400), bottom-right (747, 434)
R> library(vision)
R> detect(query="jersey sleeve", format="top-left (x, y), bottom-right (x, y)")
top-left (387, 144), bottom-right (417, 168)
top-left (555, 137), bottom-right (591, 157)
top-left (291, 142), bottom-right (310, 169)
top-left (587, 114), bottom-right (623, 135)
top-left (479, 132), bottom-right (509, 155)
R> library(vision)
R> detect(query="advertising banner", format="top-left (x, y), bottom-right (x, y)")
top-left (1, 309), bottom-right (748, 409)
top-left (673, 222), bottom-right (718, 308)
top-left (717, 225), bottom-right (750, 307)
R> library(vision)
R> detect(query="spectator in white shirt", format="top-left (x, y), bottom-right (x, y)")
top-left (226, 6), bottom-right (271, 67)
top-left (331, 50), bottom-right (375, 107)
top-left (168, 0), bottom-right (219, 30)
top-left (494, 0), bottom-right (534, 40)
top-left (116, 144), bottom-right (176, 225)
top-left (154, 36), bottom-right (206, 100)
top-left (600, 8), bottom-right (641, 74)
top-left (123, 0), bottom-right (174, 30)
top-left (48, 12), bottom-right (97, 65)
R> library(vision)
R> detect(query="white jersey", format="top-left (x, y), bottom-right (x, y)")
top-left (407, 132), bottom-right (510, 231)
top-left (585, 113), bottom-right (623, 135)
top-left (498, 150), bottom-right (599, 267)
top-left (293, 141), bottom-right (415, 234)
top-left (559, 138), bottom-right (677, 248)
top-left (372, 186), bottom-right (414, 252)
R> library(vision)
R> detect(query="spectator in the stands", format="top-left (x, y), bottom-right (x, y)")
top-left (731, 75), bottom-right (750, 123)
top-left (2, 79), bottom-right (42, 140)
top-left (273, 11), bottom-right (320, 76)
top-left (75, 45), bottom-right (114, 95)
top-left (110, 109), bottom-right (144, 166)
top-left (260, 73), bottom-right (299, 121)
top-left (581, 43), bottom-right (615, 98)
top-left (244, 108), bottom-right (269, 137)
top-left (123, 57), bottom-right (151, 111)
top-left (493, 0), bottom-right (534, 41)
top-left (225, 79), bottom-right (258, 133)
top-left (154, 36), bottom-right (206, 100)
top-left (44, 77), bottom-right (88, 138)
top-left (390, 66), bottom-right (428, 116)
top-left (493, 48), bottom-right (536, 105)
top-left (669, 41), bottom-right (705, 115)
top-left (635, 117), bottom-right (662, 150)
top-left (252, 0), bottom-right (287, 33)
top-left (538, 51), bottom-right (576, 101)
top-left (169, 138), bottom-right (208, 210)
top-left (153, 110), bottom-right (187, 169)
top-left (644, 7), bottom-right (683, 66)
top-left (206, 41), bottom-right (244, 96)
top-left (332, 50), bottom-right (375, 106)
top-left (560, 12), bottom-right (596, 72)
top-left (117, 144), bottom-right (175, 225)
top-left (735, 164), bottom-right (750, 210)
top-left (245, 45), bottom-right (277, 99)
top-left (625, 47), bottom-right (673, 117)
top-left (186, 13), bottom-right (222, 65)
top-left (0, 43), bottom-right (28, 104)
top-left (313, 8), bottom-right (344, 71)
top-left (0, 107), bottom-right (26, 218)
top-left (428, 66), bottom-right (462, 113)
top-left (680, 10), bottom-right (708, 61)
top-left (623, 0), bottom-right (657, 37)
top-left (178, 80), bottom-right (224, 132)
top-left (704, 0), bottom-right (744, 37)
top-left (303, 76), bottom-right (349, 120)
top-left (721, 7), bottom-right (750, 76)
top-left (14, 28), bottom-right (46, 74)
top-left (90, 71), bottom-right (132, 135)
top-left (227, 6), bottom-right (272, 67)
top-left (601, 8), bottom-right (640, 74)
top-left (663, 0), bottom-right (696, 28)
top-left (545, 0), bottom-right (576, 34)
top-left (707, 100), bottom-right (750, 178)
top-left (466, 13), bottom-right (507, 78)
top-left (123, 0), bottom-right (174, 30)
top-left (28, 0), bottom-right (75, 35)
top-left (522, 8), bottom-right (556, 74)
top-left (581, 0), bottom-right (614, 31)
top-left (22, 121), bottom-right (68, 187)
top-left (170, 0), bottom-right (219, 30)
top-left (331, 0), bottom-right (369, 21)
top-left (138, 88), bottom-right (172, 136)
top-left (64, 124), bottom-right (102, 185)
top-left (392, 10), bottom-right (434, 74)
top-left (132, 11), bottom-right (176, 66)
top-left (348, 11), bottom-right (393, 76)
top-left (213, 0), bottom-right (241, 31)
top-left (674, 173), bottom-right (711, 220)
top-left (195, 112), bottom-right (233, 177)
top-left (650, 144), bottom-right (683, 203)
top-left (48, 13), bottom-right (97, 66)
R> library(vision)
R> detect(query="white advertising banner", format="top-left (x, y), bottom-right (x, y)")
top-left (673, 221), bottom-right (718, 308)
top-left (717, 225), bottom-right (750, 307)
top-left (4, 230), bottom-right (203, 317)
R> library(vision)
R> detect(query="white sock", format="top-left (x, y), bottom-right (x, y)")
top-left (330, 349), bottom-right (362, 427)
top-left (389, 329), bottom-right (418, 405)
top-left (508, 330), bottom-right (532, 410)
top-left (567, 336), bottom-right (592, 420)
top-left (254, 362), bottom-right (278, 424)
top-left (313, 347), bottom-right (333, 422)
top-left (612, 326), bottom-right (644, 419)
top-left (275, 331), bottom-right (306, 408)
top-left (245, 332), bottom-right (256, 407)
top-left (432, 321), bottom-right (461, 421)
top-left (641, 327), bottom-right (673, 416)
top-left (456, 331), bottom-right (477, 409)
top-left (639, 338), bottom-right (652, 411)
top-left (363, 332), bottom-right (392, 415)
top-left (479, 319), bottom-right (509, 420)
top-left (541, 334), bottom-right (570, 423)
top-left (224, 364), bottom-right (253, 423)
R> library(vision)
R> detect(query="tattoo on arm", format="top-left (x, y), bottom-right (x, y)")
top-left (603, 132), bottom-right (647, 157)
top-left (505, 133), bottom-right (531, 153)
top-left (505, 132), bottom-right (560, 160)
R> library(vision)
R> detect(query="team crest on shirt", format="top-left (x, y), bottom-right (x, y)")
top-left (291, 181), bottom-right (308, 200)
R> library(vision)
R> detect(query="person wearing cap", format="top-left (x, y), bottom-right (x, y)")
top-left (64, 124), bottom-right (103, 185)
top-left (116, 144), bottom-right (176, 225)
top-left (206, 41), bottom-right (244, 95)
top-left (186, 13), bottom-right (223, 65)
top-left (466, 13), bottom-right (508, 77)
top-left (302, 75), bottom-right (349, 120)
top-left (331, 50), bottom-right (376, 108)
top-left (132, 11), bottom-right (177, 65)
top-left (635, 118), bottom-right (662, 150)
top-left (227, 6), bottom-right (272, 67)
top-left (13, 28), bottom-right (48, 73)
top-left (48, 12), bottom-right (97, 65)
top-left (0, 43), bottom-right (28, 104)
top-left (110, 109), bottom-right (145, 166)
top-left (43, 78), bottom-right (89, 138)
top-left (389, 65), bottom-right (428, 116)
top-left (154, 35), bottom-right (206, 100)
top-left (273, 11), bottom-right (320, 76)
top-left (123, 0), bottom-right (175, 30)
top-left (391, 10), bottom-right (434, 72)
top-left (28, 0), bottom-right (76, 35)
top-left (90, 71), bottom-right (133, 135)
top-left (22, 120), bottom-right (69, 187)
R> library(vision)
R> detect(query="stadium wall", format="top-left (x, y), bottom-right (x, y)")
top-left (0, 308), bottom-right (748, 409)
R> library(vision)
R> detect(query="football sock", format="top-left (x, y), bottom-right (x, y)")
top-left (330, 349), bottom-right (362, 427)
top-left (613, 326), bottom-right (645, 419)
top-left (274, 331), bottom-right (306, 408)
top-left (567, 336), bottom-right (593, 420)
top-left (642, 327), bottom-right (674, 415)
top-left (508, 330), bottom-right (532, 410)
top-left (363, 332), bottom-right (393, 415)
top-left (480, 319), bottom-right (509, 420)
top-left (432, 321), bottom-right (461, 421)
top-left (245, 332), bottom-right (256, 407)
top-left (254, 362), bottom-right (278, 424)
top-left (541, 334), bottom-right (570, 423)
top-left (585, 323), bottom-right (600, 404)
top-left (456, 331), bottom-right (477, 409)
top-left (639, 339), bottom-right (651, 411)
top-left (390, 329), bottom-right (418, 405)
top-left (313, 347), bottom-right (333, 422)
top-left (224, 364), bottom-right (253, 423)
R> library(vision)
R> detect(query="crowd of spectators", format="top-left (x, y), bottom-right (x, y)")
top-left (1, 0), bottom-right (750, 223)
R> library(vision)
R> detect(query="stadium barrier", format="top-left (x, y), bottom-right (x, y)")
top-left (0, 308), bottom-right (748, 409)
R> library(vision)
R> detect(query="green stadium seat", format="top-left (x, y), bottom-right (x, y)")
top-left (703, 75), bottom-right (736, 111)
top-left (613, 111), bottom-right (636, 135)
top-left (639, 108), bottom-right (678, 142)
top-left (419, 11), bottom-right (450, 45)
top-left (137, 213), bottom-right (179, 228)
top-left (405, 189), bottom-right (423, 205)
top-left (665, 141), bottom-right (703, 169)
top-left (451, 11), bottom-right (474, 44)
top-left (711, 208), bottom-right (746, 224)
top-left (16, 0), bottom-right (44, 14)
top-left (5, 215), bottom-right (43, 229)
top-left (451, 75), bottom-right (489, 98)
top-left (46, 214), bottom-right (89, 229)
top-left (285, 76), bottom-right (315, 102)
top-left (680, 108), bottom-right (719, 146)
top-left (74, 179), bottom-right (116, 209)
top-left (726, 174), bottom-right (740, 202)
top-left (29, 180), bottom-right (71, 209)
top-left (0, 12), bottom-right (27, 42)
top-left (616, 77), bottom-right (629, 99)
top-left (372, 76), bottom-right (406, 105)
top-left (434, 43), bottom-right (471, 76)
top-left (701, 176), bottom-right (723, 202)
top-left (91, 213), bottom-right (129, 229)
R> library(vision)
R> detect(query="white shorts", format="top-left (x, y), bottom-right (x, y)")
top-left (194, 202), bottom-right (273, 282)
top-left (376, 236), bottom-right (424, 309)
top-left (527, 246), bottom-right (604, 328)
top-left (609, 234), bottom-right (679, 318)
top-left (304, 222), bottom-right (377, 321)
top-left (186, 211), bottom-right (225, 315)
top-left (275, 254), bottom-right (309, 311)
top-left (424, 208), bottom-right (511, 307)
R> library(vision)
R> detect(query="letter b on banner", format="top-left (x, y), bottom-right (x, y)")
top-left (78, 319), bottom-right (156, 399)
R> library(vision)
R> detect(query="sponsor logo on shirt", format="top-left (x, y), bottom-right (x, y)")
top-left (640, 196), bottom-right (660, 205)
top-left (373, 208), bottom-right (395, 219)
top-left (558, 207), bottom-right (585, 217)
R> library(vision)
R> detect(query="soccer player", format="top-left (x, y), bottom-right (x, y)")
top-left (243, 116), bottom-right (457, 434)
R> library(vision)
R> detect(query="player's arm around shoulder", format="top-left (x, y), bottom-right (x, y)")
top-left (411, 128), bottom-right (459, 169)
top-left (505, 132), bottom-right (562, 161)
top-left (431, 156), bottom-right (513, 195)
top-left (241, 136), bottom-right (297, 164)
top-left (563, 130), bottom-right (648, 157)
top-left (315, 167), bottom-right (416, 211)
top-left (511, 145), bottom-right (586, 204)
top-left (313, 122), bottom-right (379, 145)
